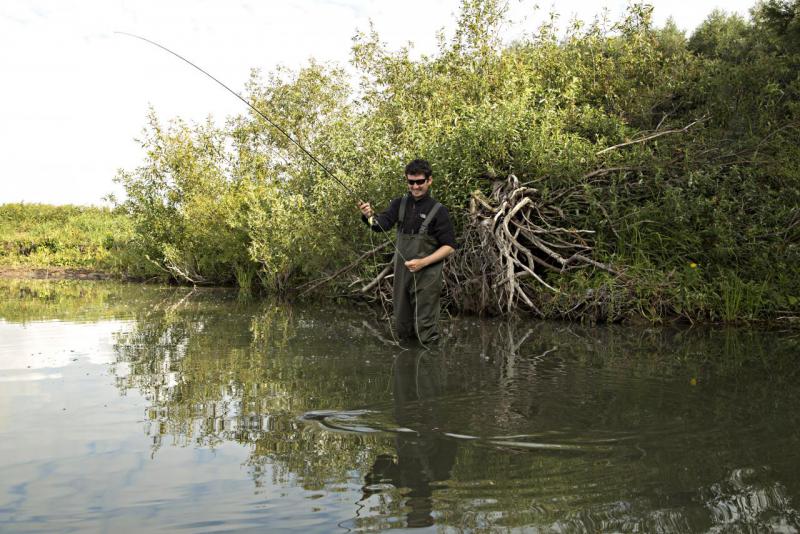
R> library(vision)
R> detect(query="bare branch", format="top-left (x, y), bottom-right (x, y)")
top-left (595, 118), bottom-right (707, 155)
top-left (298, 241), bottom-right (391, 297)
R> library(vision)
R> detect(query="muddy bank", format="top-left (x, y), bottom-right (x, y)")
top-left (0, 266), bottom-right (113, 281)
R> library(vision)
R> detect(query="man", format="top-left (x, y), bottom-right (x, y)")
top-left (358, 159), bottom-right (456, 344)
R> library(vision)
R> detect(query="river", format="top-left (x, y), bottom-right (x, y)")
top-left (1, 279), bottom-right (798, 532)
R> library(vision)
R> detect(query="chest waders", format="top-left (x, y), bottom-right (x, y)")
top-left (393, 195), bottom-right (444, 344)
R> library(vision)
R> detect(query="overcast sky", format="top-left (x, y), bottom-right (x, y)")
top-left (0, 0), bottom-right (756, 206)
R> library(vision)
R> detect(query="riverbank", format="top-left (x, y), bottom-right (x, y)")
top-left (2, 258), bottom-right (798, 327)
top-left (2, 198), bottom-right (798, 324)
top-left (0, 203), bottom-right (132, 276)
top-left (0, 266), bottom-right (113, 281)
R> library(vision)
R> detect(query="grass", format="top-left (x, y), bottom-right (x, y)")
top-left (0, 203), bottom-right (133, 272)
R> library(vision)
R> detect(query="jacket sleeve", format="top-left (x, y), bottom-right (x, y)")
top-left (431, 205), bottom-right (457, 248)
top-left (361, 197), bottom-right (401, 233)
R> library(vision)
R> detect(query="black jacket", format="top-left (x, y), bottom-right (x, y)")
top-left (362, 193), bottom-right (456, 249)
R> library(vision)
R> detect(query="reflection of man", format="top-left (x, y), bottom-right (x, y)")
top-left (358, 159), bottom-right (456, 344)
top-left (362, 351), bottom-right (457, 528)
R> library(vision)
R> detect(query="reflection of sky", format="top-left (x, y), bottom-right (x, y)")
top-left (0, 317), bottom-right (320, 532)
top-left (2, 283), bottom-right (799, 531)
top-left (0, 319), bottom-right (131, 374)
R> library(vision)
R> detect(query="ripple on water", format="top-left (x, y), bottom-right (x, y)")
top-left (3, 280), bottom-right (800, 532)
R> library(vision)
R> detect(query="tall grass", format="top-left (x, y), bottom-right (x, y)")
top-left (0, 203), bottom-right (133, 272)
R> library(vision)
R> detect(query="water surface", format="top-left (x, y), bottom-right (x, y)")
top-left (1, 279), bottom-right (799, 532)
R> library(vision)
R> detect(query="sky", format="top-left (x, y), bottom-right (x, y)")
top-left (0, 0), bottom-right (756, 206)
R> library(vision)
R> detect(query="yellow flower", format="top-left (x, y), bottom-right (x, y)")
top-left (689, 262), bottom-right (698, 269)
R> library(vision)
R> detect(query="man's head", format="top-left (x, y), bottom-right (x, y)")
top-left (405, 159), bottom-right (432, 199)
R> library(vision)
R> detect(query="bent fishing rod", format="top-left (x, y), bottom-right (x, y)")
top-left (119, 33), bottom-right (436, 347)
top-left (117, 32), bottom-right (412, 286)
top-left (115, 31), bottom-right (362, 203)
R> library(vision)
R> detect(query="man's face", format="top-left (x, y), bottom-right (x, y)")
top-left (406, 173), bottom-right (431, 199)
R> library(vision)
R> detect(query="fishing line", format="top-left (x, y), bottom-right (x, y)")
top-left (116, 32), bottom-right (401, 243)
top-left (118, 32), bottom-right (433, 348)
top-left (115, 31), bottom-right (359, 202)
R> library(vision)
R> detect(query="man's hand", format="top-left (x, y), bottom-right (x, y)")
top-left (358, 201), bottom-right (374, 218)
top-left (405, 246), bottom-right (454, 273)
top-left (404, 258), bottom-right (427, 273)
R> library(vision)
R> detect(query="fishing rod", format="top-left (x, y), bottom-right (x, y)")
top-left (115, 31), bottom-right (361, 203)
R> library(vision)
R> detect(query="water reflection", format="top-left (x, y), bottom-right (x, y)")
top-left (702, 467), bottom-right (800, 531)
top-left (361, 351), bottom-right (458, 528)
top-left (2, 279), bottom-right (800, 532)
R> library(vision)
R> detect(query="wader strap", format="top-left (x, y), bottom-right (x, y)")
top-left (397, 194), bottom-right (409, 236)
top-left (419, 202), bottom-right (442, 235)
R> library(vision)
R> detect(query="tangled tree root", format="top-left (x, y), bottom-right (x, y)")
top-left (446, 174), bottom-right (621, 315)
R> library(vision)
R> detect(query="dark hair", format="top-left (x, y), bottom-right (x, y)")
top-left (404, 159), bottom-right (432, 179)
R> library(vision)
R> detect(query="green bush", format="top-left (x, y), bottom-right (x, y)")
top-left (111, 0), bottom-right (800, 322)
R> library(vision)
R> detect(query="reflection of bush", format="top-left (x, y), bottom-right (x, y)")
top-left (109, 288), bottom-right (800, 529)
top-left (0, 279), bottom-right (151, 323)
top-left (434, 320), bottom-right (800, 530)
top-left (702, 467), bottom-right (800, 531)
top-left (113, 295), bottom-right (398, 487)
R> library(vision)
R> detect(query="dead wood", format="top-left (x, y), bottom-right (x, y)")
top-left (297, 241), bottom-right (391, 297)
top-left (595, 117), bottom-right (706, 155)
top-left (446, 174), bottom-right (622, 315)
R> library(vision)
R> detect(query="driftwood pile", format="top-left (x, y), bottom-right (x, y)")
top-left (445, 175), bottom-right (619, 315)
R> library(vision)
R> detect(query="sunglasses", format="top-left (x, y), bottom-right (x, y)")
top-left (407, 177), bottom-right (429, 186)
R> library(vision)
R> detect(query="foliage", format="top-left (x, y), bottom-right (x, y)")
top-left (115, 64), bottom-right (357, 289)
top-left (0, 203), bottom-right (133, 271)
top-left (109, 0), bottom-right (800, 322)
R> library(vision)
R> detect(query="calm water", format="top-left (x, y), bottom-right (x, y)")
top-left (1, 279), bottom-right (799, 533)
